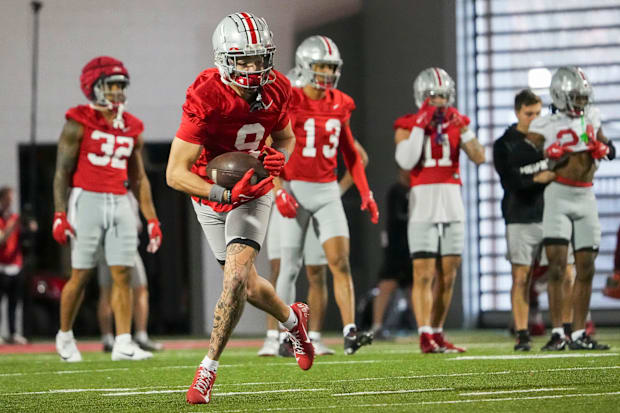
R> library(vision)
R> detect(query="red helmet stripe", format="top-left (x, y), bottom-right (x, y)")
top-left (433, 67), bottom-right (443, 86)
top-left (240, 12), bottom-right (258, 44)
top-left (320, 36), bottom-right (333, 55)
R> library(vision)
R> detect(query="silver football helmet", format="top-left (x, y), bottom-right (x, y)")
top-left (286, 66), bottom-right (306, 88)
top-left (295, 35), bottom-right (342, 89)
top-left (212, 12), bottom-right (276, 89)
top-left (550, 66), bottom-right (592, 117)
top-left (413, 67), bottom-right (455, 108)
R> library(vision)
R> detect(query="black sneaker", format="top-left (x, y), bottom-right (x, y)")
top-left (568, 333), bottom-right (610, 350)
top-left (103, 342), bottom-right (113, 353)
top-left (344, 329), bottom-right (373, 355)
top-left (136, 338), bottom-right (164, 352)
top-left (278, 337), bottom-right (294, 357)
top-left (514, 338), bottom-right (531, 352)
top-left (541, 333), bottom-right (567, 351)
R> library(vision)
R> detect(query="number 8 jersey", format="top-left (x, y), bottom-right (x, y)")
top-left (67, 105), bottom-right (144, 195)
top-left (283, 87), bottom-right (356, 182)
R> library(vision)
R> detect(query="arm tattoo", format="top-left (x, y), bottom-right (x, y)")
top-left (53, 120), bottom-right (83, 212)
top-left (208, 244), bottom-right (258, 359)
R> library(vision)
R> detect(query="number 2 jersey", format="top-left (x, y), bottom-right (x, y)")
top-left (283, 87), bottom-right (357, 182)
top-left (394, 109), bottom-right (468, 223)
top-left (529, 106), bottom-right (601, 153)
top-left (175, 68), bottom-right (292, 212)
top-left (66, 105), bottom-right (144, 195)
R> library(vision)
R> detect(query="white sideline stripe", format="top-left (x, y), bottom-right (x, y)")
top-left (0, 367), bottom-right (130, 377)
top-left (1, 385), bottom-right (187, 396)
top-left (102, 388), bottom-right (328, 397)
top-left (450, 353), bottom-right (619, 361)
top-left (460, 387), bottom-right (575, 396)
top-left (333, 387), bottom-right (453, 396)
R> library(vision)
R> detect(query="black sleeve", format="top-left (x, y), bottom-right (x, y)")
top-left (493, 138), bottom-right (540, 191)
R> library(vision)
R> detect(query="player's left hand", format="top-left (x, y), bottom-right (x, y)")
top-left (147, 219), bottom-right (162, 253)
top-left (259, 147), bottom-right (286, 176)
top-left (587, 139), bottom-right (610, 160)
top-left (275, 188), bottom-right (299, 218)
top-left (361, 191), bottom-right (379, 224)
top-left (445, 107), bottom-right (470, 130)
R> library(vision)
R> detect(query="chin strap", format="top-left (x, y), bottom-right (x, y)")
top-left (112, 102), bottom-right (126, 129)
top-left (249, 90), bottom-right (273, 112)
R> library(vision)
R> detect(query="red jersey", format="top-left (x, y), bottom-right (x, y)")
top-left (175, 68), bottom-right (292, 212)
top-left (67, 105), bottom-right (144, 195)
top-left (0, 214), bottom-right (22, 268)
top-left (394, 110), bottom-right (467, 187)
top-left (283, 88), bottom-right (356, 182)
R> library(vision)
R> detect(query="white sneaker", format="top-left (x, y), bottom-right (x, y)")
top-left (312, 338), bottom-right (335, 355)
top-left (257, 336), bottom-right (279, 356)
top-left (111, 341), bottom-right (153, 361)
top-left (56, 332), bottom-right (82, 362)
top-left (11, 334), bottom-right (28, 345)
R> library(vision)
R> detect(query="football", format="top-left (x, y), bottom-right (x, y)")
top-left (205, 152), bottom-right (269, 189)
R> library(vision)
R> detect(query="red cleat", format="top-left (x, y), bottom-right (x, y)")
top-left (419, 332), bottom-right (441, 353)
top-left (432, 332), bottom-right (466, 353)
top-left (585, 320), bottom-right (596, 336)
top-left (186, 366), bottom-right (216, 404)
top-left (603, 272), bottom-right (620, 299)
top-left (287, 302), bottom-right (315, 370)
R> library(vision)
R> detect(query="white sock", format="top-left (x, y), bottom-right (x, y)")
top-left (279, 308), bottom-right (298, 331)
top-left (432, 327), bottom-right (443, 334)
top-left (266, 329), bottom-right (279, 340)
top-left (200, 356), bottom-right (219, 373)
top-left (102, 333), bottom-right (114, 344)
top-left (115, 333), bottom-right (132, 345)
top-left (279, 331), bottom-right (288, 343)
top-left (343, 324), bottom-right (356, 336)
top-left (58, 330), bottom-right (74, 340)
top-left (309, 331), bottom-right (321, 341)
top-left (571, 329), bottom-right (586, 341)
top-left (418, 326), bottom-right (432, 335)
top-left (135, 331), bottom-right (148, 343)
top-left (552, 327), bottom-right (565, 337)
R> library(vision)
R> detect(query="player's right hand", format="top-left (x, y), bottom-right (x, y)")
top-left (52, 212), bottom-right (75, 245)
top-left (545, 140), bottom-right (567, 160)
top-left (361, 191), bottom-right (379, 224)
top-left (275, 188), bottom-right (299, 218)
top-left (415, 98), bottom-right (438, 129)
top-left (230, 169), bottom-right (274, 206)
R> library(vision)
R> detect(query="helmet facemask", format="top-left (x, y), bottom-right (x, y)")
top-left (93, 74), bottom-right (129, 109)
top-left (217, 48), bottom-right (275, 89)
top-left (304, 62), bottom-right (341, 90)
top-left (413, 67), bottom-right (456, 109)
top-left (565, 90), bottom-right (590, 117)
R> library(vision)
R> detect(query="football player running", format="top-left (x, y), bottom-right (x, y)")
top-left (528, 66), bottom-right (615, 351)
top-left (53, 56), bottom-right (162, 362)
top-left (259, 68), bottom-right (369, 357)
top-left (274, 36), bottom-right (379, 356)
top-left (394, 67), bottom-right (485, 353)
top-left (166, 13), bottom-right (313, 405)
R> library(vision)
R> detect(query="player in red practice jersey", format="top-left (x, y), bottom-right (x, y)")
top-left (52, 56), bottom-right (162, 362)
top-left (165, 13), bottom-right (314, 405)
top-left (274, 35), bottom-right (379, 356)
top-left (394, 67), bottom-right (485, 353)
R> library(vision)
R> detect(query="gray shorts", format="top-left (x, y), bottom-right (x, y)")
top-left (506, 222), bottom-right (576, 266)
top-left (407, 221), bottom-right (464, 257)
top-left (543, 181), bottom-right (601, 251)
top-left (266, 206), bottom-right (326, 266)
top-left (97, 251), bottom-right (147, 289)
top-left (192, 192), bottom-right (273, 264)
top-left (281, 180), bottom-right (349, 249)
top-left (68, 189), bottom-right (138, 269)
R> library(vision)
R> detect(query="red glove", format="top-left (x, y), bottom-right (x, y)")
top-left (415, 98), bottom-right (438, 129)
top-left (445, 107), bottom-right (470, 130)
top-left (260, 147), bottom-right (286, 177)
top-left (545, 141), bottom-right (567, 160)
top-left (52, 212), bottom-right (75, 245)
top-left (275, 189), bottom-right (299, 218)
top-left (361, 191), bottom-right (379, 224)
top-left (230, 169), bottom-right (274, 206)
top-left (588, 139), bottom-right (610, 160)
top-left (147, 219), bottom-right (162, 253)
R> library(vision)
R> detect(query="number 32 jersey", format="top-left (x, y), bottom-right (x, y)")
top-left (175, 68), bottom-right (292, 212)
top-left (67, 105), bottom-right (144, 195)
top-left (283, 87), bottom-right (356, 182)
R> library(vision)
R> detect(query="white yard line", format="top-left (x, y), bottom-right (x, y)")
top-left (332, 387), bottom-right (453, 396)
top-left (460, 387), bottom-right (575, 396)
top-left (103, 388), bottom-right (328, 397)
top-left (450, 353), bottom-right (619, 361)
top-left (0, 367), bottom-right (130, 377)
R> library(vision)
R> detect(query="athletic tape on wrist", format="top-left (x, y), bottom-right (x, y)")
top-left (276, 148), bottom-right (290, 163)
top-left (208, 184), bottom-right (227, 203)
top-left (460, 129), bottom-right (475, 143)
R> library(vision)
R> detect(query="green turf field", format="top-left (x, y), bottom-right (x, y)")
top-left (1, 330), bottom-right (619, 412)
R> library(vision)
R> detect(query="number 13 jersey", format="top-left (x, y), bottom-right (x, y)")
top-left (66, 105), bottom-right (144, 195)
top-left (283, 87), bottom-right (356, 182)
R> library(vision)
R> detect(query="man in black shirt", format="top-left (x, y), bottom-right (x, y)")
top-left (493, 90), bottom-right (555, 350)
